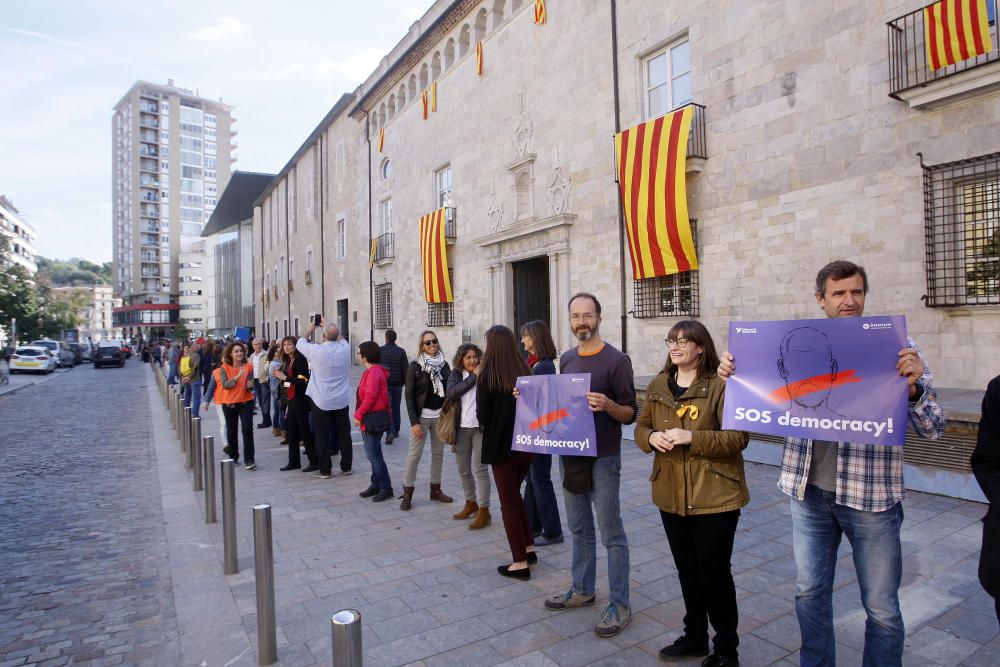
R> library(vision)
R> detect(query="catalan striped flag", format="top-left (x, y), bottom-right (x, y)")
top-left (534, 0), bottom-right (547, 24)
top-left (419, 208), bottom-right (453, 303)
top-left (377, 127), bottom-right (384, 153)
top-left (476, 41), bottom-right (483, 75)
top-left (431, 81), bottom-right (438, 112)
top-left (614, 105), bottom-right (698, 279)
top-left (369, 238), bottom-right (377, 269)
top-left (421, 90), bottom-right (428, 119)
top-left (924, 0), bottom-right (993, 70)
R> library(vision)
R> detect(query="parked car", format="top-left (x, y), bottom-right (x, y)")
top-left (93, 346), bottom-right (126, 369)
top-left (30, 339), bottom-right (74, 368)
top-left (67, 343), bottom-right (84, 366)
top-left (10, 346), bottom-right (57, 374)
top-left (79, 343), bottom-right (94, 363)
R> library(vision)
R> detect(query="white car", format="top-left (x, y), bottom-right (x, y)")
top-left (10, 346), bottom-right (57, 374)
top-left (30, 339), bottom-right (74, 368)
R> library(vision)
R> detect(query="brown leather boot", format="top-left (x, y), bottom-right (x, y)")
top-left (430, 483), bottom-right (454, 503)
top-left (453, 500), bottom-right (478, 520)
top-left (468, 507), bottom-right (491, 529)
top-left (400, 486), bottom-right (414, 511)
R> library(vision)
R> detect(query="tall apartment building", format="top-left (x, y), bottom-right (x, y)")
top-left (111, 80), bottom-right (236, 340)
top-left (0, 195), bottom-right (38, 277)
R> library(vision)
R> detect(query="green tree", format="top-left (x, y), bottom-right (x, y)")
top-left (173, 319), bottom-right (191, 341)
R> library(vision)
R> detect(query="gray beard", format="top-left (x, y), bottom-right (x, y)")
top-left (574, 328), bottom-right (593, 342)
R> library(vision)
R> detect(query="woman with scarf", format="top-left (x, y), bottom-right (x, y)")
top-left (272, 336), bottom-right (316, 472)
top-left (401, 330), bottom-right (453, 511)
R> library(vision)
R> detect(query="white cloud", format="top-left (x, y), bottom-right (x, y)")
top-left (311, 49), bottom-right (386, 86)
top-left (187, 17), bottom-right (244, 41)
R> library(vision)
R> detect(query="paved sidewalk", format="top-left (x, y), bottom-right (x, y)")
top-left (148, 368), bottom-right (999, 666)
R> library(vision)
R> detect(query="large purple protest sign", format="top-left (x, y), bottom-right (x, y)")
top-left (512, 373), bottom-right (598, 457)
top-left (721, 317), bottom-right (910, 446)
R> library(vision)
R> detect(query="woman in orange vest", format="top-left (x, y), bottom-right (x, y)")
top-left (213, 341), bottom-right (257, 469)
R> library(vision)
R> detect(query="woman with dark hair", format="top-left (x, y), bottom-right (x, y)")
top-left (213, 341), bottom-right (257, 469)
top-left (267, 342), bottom-right (285, 438)
top-left (272, 336), bottom-right (317, 472)
top-left (446, 343), bottom-right (492, 529)
top-left (200, 341), bottom-right (215, 397)
top-left (519, 320), bottom-right (564, 546)
top-left (478, 325), bottom-right (536, 579)
top-left (635, 320), bottom-right (749, 666)
top-left (402, 330), bottom-right (453, 510)
top-left (354, 341), bottom-right (394, 502)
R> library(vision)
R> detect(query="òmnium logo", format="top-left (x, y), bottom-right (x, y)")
top-left (735, 327), bottom-right (758, 334)
top-left (863, 320), bottom-right (893, 331)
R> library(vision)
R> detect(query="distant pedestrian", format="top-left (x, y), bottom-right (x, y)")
top-left (401, 330), bottom-right (454, 510)
top-left (250, 339), bottom-right (272, 429)
top-left (273, 336), bottom-right (316, 471)
top-left (267, 343), bottom-right (285, 438)
top-left (354, 341), bottom-right (394, 502)
top-left (167, 342), bottom-right (180, 385)
top-left (380, 329), bottom-right (409, 444)
top-left (520, 319), bottom-right (564, 546)
top-left (297, 318), bottom-right (353, 479)
top-left (181, 341), bottom-right (202, 418)
top-left (446, 343), bottom-right (491, 529)
top-left (212, 341), bottom-right (256, 470)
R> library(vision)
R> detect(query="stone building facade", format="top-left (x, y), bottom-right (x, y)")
top-left (256, 0), bottom-right (1000, 388)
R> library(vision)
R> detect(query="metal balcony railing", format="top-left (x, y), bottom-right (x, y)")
top-left (887, 0), bottom-right (1000, 97)
top-left (686, 103), bottom-right (708, 160)
top-left (444, 209), bottom-right (456, 240)
top-left (375, 232), bottom-right (395, 261)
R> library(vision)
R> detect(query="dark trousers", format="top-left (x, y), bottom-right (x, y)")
top-left (524, 453), bottom-right (563, 539)
top-left (388, 384), bottom-right (403, 436)
top-left (253, 380), bottom-right (271, 426)
top-left (222, 400), bottom-right (255, 464)
top-left (491, 452), bottom-right (535, 562)
top-left (314, 404), bottom-right (352, 474)
top-left (660, 509), bottom-right (741, 656)
top-left (286, 397), bottom-right (316, 468)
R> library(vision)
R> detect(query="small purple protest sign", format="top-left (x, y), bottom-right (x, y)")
top-left (512, 373), bottom-right (598, 457)
top-left (721, 316), bottom-right (909, 446)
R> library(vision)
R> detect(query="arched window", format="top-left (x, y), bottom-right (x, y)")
top-left (398, 83), bottom-right (406, 106)
top-left (491, 0), bottom-right (505, 30)
top-left (458, 24), bottom-right (471, 57)
top-left (387, 95), bottom-right (396, 119)
top-left (475, 8), bottom-right (488, 42)
top-left (431, 52), bottom-right (442, 80)
top-left (408, 74), bottom-right (417, 101)
top-left (378, 103), bottom-right (386, 127)
top-left (444, 38), bottom-right (456, 68)
top-left (419, 63), bottom-right (429, 91)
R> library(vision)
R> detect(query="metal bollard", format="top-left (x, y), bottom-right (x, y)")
top-left (221, 459), bottom-right (238, 574)
top-left (254, 504), bottom-right (277, 666)
top-left (169, 388), bottom-right (176, 429)
top-left (331, 609), bottom-right (363, 667)
top-left (192, 418), bottom-right (203, 492)
top-left (204, 436), bottom-right (217, 524)
top-left (183, 407), bottom-right (193, 468)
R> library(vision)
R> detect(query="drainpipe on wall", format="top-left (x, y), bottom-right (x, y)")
top-left (258, 204), bottom-right (264, 337)
top-left (319, 134), bottom-right (326, 319)
top-left (610, 0), bottom-right (628, 354)
top-left (366, 112), bottom-right (374, 342)
top-left (284, 179), bottom-right (291, 333)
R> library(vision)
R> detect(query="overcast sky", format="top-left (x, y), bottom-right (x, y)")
top-left (1, 0), bottom-right (428, 263)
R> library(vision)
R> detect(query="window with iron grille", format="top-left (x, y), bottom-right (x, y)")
top-left (426, 269), bottom-right (455, 326)
top-left (923, 152), bottom-right (1000, 307)
top-left (632, 221), bottom-right (700, 318)
top-left (374, 283), bottom-right (393, 330)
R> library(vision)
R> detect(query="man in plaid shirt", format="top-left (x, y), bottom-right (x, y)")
top-left (720, 260), bottom-right (945, 667)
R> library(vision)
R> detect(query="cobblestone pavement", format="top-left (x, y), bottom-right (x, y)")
top-left (0, 360), bottom-right (180, 666)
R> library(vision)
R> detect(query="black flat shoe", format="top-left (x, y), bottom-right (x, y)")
top-left (526, 552), bottom-right (538, 564)
top-left (498, 564), bottom-right (531, 580)
top-left (302, 465), bottom-right (318, 473)
top-left (359, 486), bottom-right (379, 498)
top-left (372, 489), bottom-right (394, 502)
top-left (280, 464), bottom-right (301, 471)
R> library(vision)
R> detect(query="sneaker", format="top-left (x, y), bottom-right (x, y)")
top-left (658, 635), bottom-right (709, 661)
top-left (245, 462), bottom-right (257, 471)
top-left (701, 653), bottom-right (739, 667)
top-left (312, 472), bottom-right (332, 479)
top-left (545, 590), bottom-right (596, 611)
top-left (534, 533), bottom-right (564, 546)
top-left (594, 603), bottom-right (631, 638)
top-left (340, 468), bottom-right (352, 476)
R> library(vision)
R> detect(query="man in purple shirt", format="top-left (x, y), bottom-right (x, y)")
top-left (544, 292), bottom-right (637, 639)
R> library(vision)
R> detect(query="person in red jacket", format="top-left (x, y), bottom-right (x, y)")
top-left (354, 341), bottom-right (394, 502)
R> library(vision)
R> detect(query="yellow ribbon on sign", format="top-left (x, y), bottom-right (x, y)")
top-left (676, 405), bottom-right (699, 421)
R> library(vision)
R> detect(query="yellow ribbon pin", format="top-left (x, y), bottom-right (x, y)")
top-left (676, 405), bottom-right (699, 420)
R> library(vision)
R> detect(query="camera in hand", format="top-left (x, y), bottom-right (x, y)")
top-left (313, 313), bottom-right (323, 325)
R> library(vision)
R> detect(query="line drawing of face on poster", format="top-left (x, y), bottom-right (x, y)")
top-left (775, 327), bottom-right (858, 417)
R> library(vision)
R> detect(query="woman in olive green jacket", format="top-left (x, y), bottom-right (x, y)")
top-left (635, 320), bottom-right (748, 667)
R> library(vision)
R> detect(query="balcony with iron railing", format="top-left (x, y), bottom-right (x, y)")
top-left (887, 0), bottom-right (1000, 107)
top-left (141, 205), bottom-right (160, 218)
top-left (139, 146), bottom-right (159, 157)
top-left (140, 176), bottom-right (160, 187)
top-left (139, 158), bottom-right (158, 173)
top-left (444, 209), bottom-right (457, 242)
top-left (139, 114), bottom-right (159, 129)
top-left (375, 232), bottom-right (395, 262)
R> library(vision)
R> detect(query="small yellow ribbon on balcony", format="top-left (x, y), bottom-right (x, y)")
top-left (675, 405), bottom-right (699, 421)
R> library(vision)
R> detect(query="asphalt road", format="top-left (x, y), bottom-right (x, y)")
top-left (0, 360), bottom-right (180, 665)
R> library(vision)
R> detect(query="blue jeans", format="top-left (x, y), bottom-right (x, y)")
top-left (525, 453), bottom-right (563, 539)
top-left (254, 380), bottom-right (271, 425)
top-left (388, 384), bottom-right (403, 436)
top-left (791, 485), bottom-right (904, 667)
top-left (362, 430), bottom-right (392, 491)
top-left (182, 380), bottom-right (202, 418)
top-left (561, 454), bottom-right (630, 608)
top-left (270, 382), bottom-right (284, 430)
top-left (167, 362), bottom-right (178, 385)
